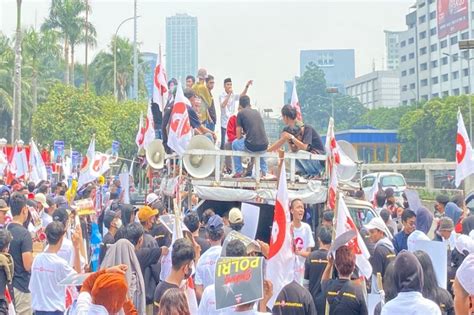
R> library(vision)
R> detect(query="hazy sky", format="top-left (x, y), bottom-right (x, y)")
top-left (1, 0), bottom-right (414, 110)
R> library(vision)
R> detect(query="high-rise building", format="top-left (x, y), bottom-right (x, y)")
top-left (141, 52), bottom-right (157, 98)
top-left (166, 13), bottom-right (198, 84)
top-left (385, 30), bottom-right (403, 70)
top-left (346, 70), bottom-right (400, 109)
top-left (300, 49), bottom-right (355, 93)
top-left (399, 0), bottom-right (472, 105)
top-left (284, 80), bottom-right (294, 104)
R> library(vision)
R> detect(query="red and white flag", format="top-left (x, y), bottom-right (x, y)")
top-left (325, 118), bottom-right (339, 210)
top-left (135, 101), bottom-right (156, 151)
top-left (78, 137), bottom-right (96, 188)
top-left (291, 79), bottom-right (303, 122)
top-left (90, 153), bottom-right (110, 178)
top-left (167, 83), bottom-right (192, 156)
top-left (152, 53), bottom-right (168, 111)
top-left (9, 144), bottom-right (28, 180)
top-left (455, 110), bottom-right (474, 187)
top-left (336, 194), bottom-right (372, 279)
top-left (29, 139), bottom-right (47, 185)
top-left (266, 163), bottom-right (295, 308)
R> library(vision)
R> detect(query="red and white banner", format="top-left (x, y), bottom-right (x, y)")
top-left (266, 163), bottom-right (295, 308)
top-left (78, 137), bottom-right (96, 188)
top-left (8, 144), bottom-right (28, 180)
top-left (455, 110), bottom-right (474, 187)
top-left (152, 53), bottom-right (168, 112)
top-left (90, 153), bottom-right (110, 178)
top-left (135, 102), bottom-right (155, 152)
top-left (325, 118), bottom-right (339, 210)
top-left (291, 79), bottom-right (303, 122)
top-left (29, 139), bottom-right (47, 185)
top-left (167, 83), bottom-right (192, 156)
top-left (336, 195), bottom-right (372, 279)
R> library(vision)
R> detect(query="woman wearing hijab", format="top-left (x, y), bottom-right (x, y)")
top-left (453, 253), bottom-right (474, 315)
top-left (462, 215), bottom-right (474, 236)
top-left (381, 251), bottom-right (441, 315)
top-left (407, 207), bottom-right (433, 251)
top-left (444, 202), bottom-right (463, 233)
top-left (413, 251), bottom-right (454, 315)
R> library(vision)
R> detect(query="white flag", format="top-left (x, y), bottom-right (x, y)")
top-left (336, 194), bottom-right (372, 279)
top-left (291, 79), bottom-right (303, 122)
top-left (325, 118), bottom-right (338, 210)
top-left (135, 101), bottom-right (156, 150)
top-left (455, 110), bottom-right (474, 187)
top-left (266, 163), bottom-right (295, 308)
top-left (167, 83), bottom-right (192, 156)
top-left (12, 145), bottom-right (28, 179)
top-left (29, 139), bottom-right (47, 185)
top-left (78, 137), bottom-right (96, 188)
top-left (152, 53), bottom-right (168, 112)
top-left (90, 152), bottom-right (111, 178)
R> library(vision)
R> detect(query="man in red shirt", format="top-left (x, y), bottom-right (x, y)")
top-left (223, 115), bottom-right (237, 173)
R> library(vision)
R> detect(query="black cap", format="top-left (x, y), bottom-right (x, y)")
top-left (323, 210), bottom-right (334, 222)
top-left (52, 207), bottom-right (69, 226)
top-left (104, 210), bottom-right (120, 229)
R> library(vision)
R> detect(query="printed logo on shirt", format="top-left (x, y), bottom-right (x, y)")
top-left (294, 237), bottom-right (304, 251)
top-left (274, 300), bottom-right (304, 308)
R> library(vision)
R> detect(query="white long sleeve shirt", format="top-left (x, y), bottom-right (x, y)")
top-left (381, 291), bottom-right (441, 315)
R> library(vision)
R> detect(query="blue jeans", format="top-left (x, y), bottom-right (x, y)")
top-left (296, 159), bottom-right (322, 176)
top-left (35, 311), bottom-right (64, 315)
top-left (232, 138), bottom-right (268, 175)
top-left (205, 121), bottom-right (215, 132)
top-left (155, 128), bottom-right (162, 140)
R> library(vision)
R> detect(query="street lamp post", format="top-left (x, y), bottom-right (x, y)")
top-left (326, 87), bottom-right (339, 118)
top-left (133, 0), bottom-right (138, 100)
top-left (114, 16), bottom-right (139, 100)
top-left (459, 40), bottom-right (474, 140)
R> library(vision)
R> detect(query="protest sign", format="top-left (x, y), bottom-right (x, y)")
top-left (404, 189), bottom-right (422, 213)
top-left (410, 239), bottom-right (447, 288)
top-left (240, 203), bottom-right (260, 239)
top-left (215, 256), bottom-right (264, 310)
top-left (53, 140), bottom-right (65, 165)
top-left (119, 173), bottom-right (130, 204)
top-left (221, 230), bottom-right (261, 257)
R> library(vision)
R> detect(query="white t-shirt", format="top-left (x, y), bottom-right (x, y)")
top-left (199, 284), bottom-right (226, 315)
top-left (219, 92), bottom-right (240, 128)
top-left (292, 222), bottom-right (315, 284)
top-left (40, 211), bottom-right (53, 228)
top-left (195, 245), bottom-right (222, 289)
top-left (72, 291), bottom-right (109, 315)
top-left (29, 252), bottom-right (76, 312)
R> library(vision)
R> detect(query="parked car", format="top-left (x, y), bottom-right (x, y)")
top-left (362, 172), bottom-right (407, 202)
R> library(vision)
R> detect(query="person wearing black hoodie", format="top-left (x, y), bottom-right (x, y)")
top-left (381, 251), bottom-right (441, 315)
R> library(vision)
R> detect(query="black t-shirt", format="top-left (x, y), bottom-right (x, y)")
top-left (7, 223), bottom-right (33, 293)
top-left (322, 278), bottom-right (368, 315)
top-left (151, 102), bottom-right (163, 128)
top-left (99, 232), bottom-right (115, 264)
top-left (236, 108), bottom-right (269, 152)
top-left (370, 243), bottom-right (395, 279)
top-left (136, 247), bottom-right (162, 274)
top-left (284, 124), bottom-right (325, 154)
top-left (150, 223), bottom-right (172, 248)
top-left (273, 280), bottom-right (317, 315)
top-left (304, 249), bottom-right (328, 315)
top-left (153, 281), bottom-right (179, 314)
top-left (208, 95), bottom-right (217, 124)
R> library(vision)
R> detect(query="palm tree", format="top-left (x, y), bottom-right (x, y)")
top-left (22, 28), bottom-right (62, 110)
top-left (0, 33), bottom-right (13, 115)
top-left (42, 0), bottom-right (92, 85)
top-left (12, 0), bottom-right (22, 142)
top-left (68, 20), bottom-right (96, 86)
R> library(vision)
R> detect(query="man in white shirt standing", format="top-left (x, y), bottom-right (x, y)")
top-left (29, 221), bottom-right (81, 314)
top-left (219, 78), bottom-right (252, 150)
top-left (291, 199), bottom-right (315, 284)
top-left (195, 214), bottom-right (225, 302)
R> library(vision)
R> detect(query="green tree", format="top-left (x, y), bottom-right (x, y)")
top-left (0, 33), bottom-right (14, 139)
top-left (358, 105), bottom-right (415, 130)
top-left (68, 16), bottom-right (96, 85)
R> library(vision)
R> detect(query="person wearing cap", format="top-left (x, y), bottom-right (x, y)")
top-left (322, 210), bottom-right (334, 228)
top-left (99, 210), bottom-right (122, 264)
top-left (35, 193), bottom-right (51, 228)
top-left (0, 200), bottom-right (9, 227)
top-left (29, 221), bottom-right (81, 314)
top-left (232, 95), bottom-right (271, 179)
top-left (137, 206), bottom-right (159, 248)
top-left (146, 193), bottom-right (159, 206)
top-left (435, 194), bottom-right (450, 217)
top-left (435, 217), bottom-right (457, 249)
top-left (228, 208), bottom-right (244, 233)
top-left (290, 199), bottom-right (315, 285)
top-left (219, 78), bottom-right (253, 150)
top-left (453, 253), bottom-right (474, 314)
top-left (7, 193), bottom-right (33, 315)
top-left (149, 201), bottom-right (171, 248)
top-left (364, 217), bottom-right (395, 292)
top-left (195, 214), bottom-right (225, 301)
top-left (381, 251), bottom-right (441, 315)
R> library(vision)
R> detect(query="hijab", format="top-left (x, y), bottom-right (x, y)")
top-left (462, 215), bottom-right (474, 235)
top-left (416, 207), bottom-right (433, 235)
top-left (394, 251), bottom-right (424, 293)
top-left (445, 202), bottom-right (463, 225)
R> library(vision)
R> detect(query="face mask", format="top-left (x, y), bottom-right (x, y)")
top-left (115, 219), bottom-right (123, 229)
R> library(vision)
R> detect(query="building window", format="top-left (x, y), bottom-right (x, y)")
top-left (409, 68), bottom-right (415, 74)
top-left (452, 53), bottom-right (459, 62)
top-left (463, 68), bottom-right (469, 77)
top-left (442, 56), bottom-right (448, 65)
top-left (432, 93), bottom-right (439, 98)
top-left (461, 50), bottom-right (469, 59)
top-left (419, 31), bottom-right (427, 39)
top-left (430, 43), bottom-right (438, 52)
top-left (401, 40), bottom-right (406, 47)
top-left (402, 70), bottom-right (407, 77)
top-left (419, 15), bottom-right (426, 23)
top-left (408, 37), bottom-right (415, 44)
top-left (464, 86), bottom-right (470, 93)
top-left (442, 74), bottom-right (449, 82)
top-left (421, 79), bottom-right (428, 87)
top-left (402, 100), bottom-right (408, 105)
top-left (401, 55), bottom-right (407, 62)
top-left (421, 95), bottom-right (428, 100)
top-left (402, 85), bottom-right (408, 91)
top-left (430, 27), bottom-right (437, 36)
top-left (443, 91), bottom-right (449, 97)
top-left (453, 88), bottom-right (460, 95)
top-left (431, 76), bottom-right (439, 84)
top-left (461, 32), bottom-right (469, 40)
top-left (409, 52), bottom-right (415, 59)
top-left (410, 83), bottom-right (416, 89)
top-left (441, 40), bottom-right (448, 48)
top-left (410, 98), bottom-right (416, 103)
top-left (420, 62), bottom-right (428, 71)
top-left (431, 60), bottom-right (438, 68)
top-left (428, 0), bottom-right (435, 3)
top-left (429, 11), bottom-right (436, 20)
top-left (451, 36), bottom-right (458, 45)
top-left (452, 71), bottom-right (459, 79)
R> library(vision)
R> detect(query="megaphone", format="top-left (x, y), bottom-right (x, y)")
top-left (336, 140), bottom-right (359, 181)
top-left (105, 148), bottom-right (119, 164)
top-left (146, 139), bottom-right (166, 169)
top-left (183, 135), bottom-right (216, 178)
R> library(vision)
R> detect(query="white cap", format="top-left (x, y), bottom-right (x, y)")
top-left (455, 235), bottom-right (474, 254)
top-left (34, 193), bottom-right (49, 209)
top-left (0, 138), bottom-right (6, 145)
top-left (456, 253), bottom-right (474, 295)
top-left (364, 217), bottom-right (388, 233)
top-left (146, 193), bottom-right (159, 205)
top-left (407, 230), bottom-right (430, 252)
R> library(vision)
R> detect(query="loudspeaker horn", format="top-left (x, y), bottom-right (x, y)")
top-left (183, 135), bottom-right (216, 178)
top-left (146, 139), bottom-right (165, 169)
top-left (336, 140), bottom-right (359, 181)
